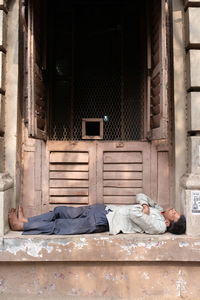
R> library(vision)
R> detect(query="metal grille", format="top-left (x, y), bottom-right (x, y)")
top-left (49, 1), bottom-right (145, 141)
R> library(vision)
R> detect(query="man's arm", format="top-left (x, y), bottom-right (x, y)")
top-left (136, 193), bottom-right (163, 212)
top-left (129, 208), bottom-right (167, 234)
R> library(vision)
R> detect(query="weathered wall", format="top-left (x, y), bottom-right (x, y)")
top-left (1, 0), bottom-right (200, 299)
top-left (5, 0), bottom-right (20, 208)
top-left (0, 262), bottom-right (200, 299)
top-left (180, 0), bottom-right (200, 235)
top-left (0, 0), bottom-right (15, 236)
top-left (0, 0), bottom-right (7, 173)
top-left (1, 233), bottom-right (200, 299)
top-left (172, 0), bottom-right (187, 212)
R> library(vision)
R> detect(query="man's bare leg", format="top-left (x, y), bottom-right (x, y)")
top-left (18, 205), bottom-right (28, 223)
top-left (8, 208), bottom-right (24, 231)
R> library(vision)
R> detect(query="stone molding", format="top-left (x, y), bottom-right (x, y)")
top-left (1, 232), bottom-right (200, 262)
top-left (0, 173), bottom-right (13, 191)
top-left (185, 0), bottom-right (200, 10)
top-left (181, 173), bottom-right (200, 189)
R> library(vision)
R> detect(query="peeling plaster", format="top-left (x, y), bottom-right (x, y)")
top-left (104, 272), bottom-right (117, 282)
top-left (176, 270), bottom-right (187, 297)
top-left (0, 238), bottom-right (89, 258)
top-left (145, 241), bottom-right (167, 249)
top-left (1, 234), bottom-right (200, 262)
top-left (0, 239), bottom-right (54, 257)
top-left (142, 272), bottom-right (150, 280)
top-left (73, 238), bottom-right (88, 250)
top-left (193, 241), bottom-right (200, 246)
top-left (119, 240), bottom-right (167, 255)
top-left (179, 241), bottom-right (189, 248)
top-left (94, 236), bottom-right (109, 240)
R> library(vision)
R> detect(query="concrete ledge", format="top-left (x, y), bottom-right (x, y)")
top-left (0, 232), bottom-right (200, 262)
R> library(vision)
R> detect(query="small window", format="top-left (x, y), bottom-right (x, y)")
top-left (82, 118), bottom-right (103, 139)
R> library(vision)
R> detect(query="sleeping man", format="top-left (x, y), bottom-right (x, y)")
top-left (8, 193), bottom-right (186, 235)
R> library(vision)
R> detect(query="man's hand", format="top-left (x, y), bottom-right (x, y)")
top-left (142, 204), bottom-right (150, 215)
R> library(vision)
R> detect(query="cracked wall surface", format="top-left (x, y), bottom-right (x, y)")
top-left (0, 261), bottom-right (200, 299)
top-left (0, 233), bottom-right (200, 262)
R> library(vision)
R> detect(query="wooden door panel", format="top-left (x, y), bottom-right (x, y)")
top-left (50, 152), bottom-right (88, 163)
top-left (104, 172), bottom-right (143, 180)
top-left (50, 172), bottom-right (88, 180)
top-left (43, 141), bottom-right (170, 208)
top-left (104, 180), bottom-right (142, 188)
top-left (50, 164), bottom-right (88, 171)
top-left (104, 164), bottom-right (143, 171)
top-left (104, 196), bottom-right (139, 204)
top-left (50, 180), bottom-right (89, 188)
top-left (150, 143), bottom-right (171, 209)
top-left (104, 152), bottom-right (142, 163)
top-left (97, 142), bottom-right (150, 205)
top-left (45, 141), bottom-right (96, 207)
top-left (104, 187), bottom-right (143, 196)
top-left (49, 188), bottom-right (88, 196)
top-left (49, 197), bottom-right (88, 204)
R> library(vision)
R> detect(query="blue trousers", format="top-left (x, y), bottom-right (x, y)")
top-left (23, 204), bottom-right (109, 235)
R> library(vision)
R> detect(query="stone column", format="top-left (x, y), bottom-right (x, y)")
top-left (0, 0), bottom-right (19, 235)
top-left (0, 173), bottom-right (13, 236)
top-left (181, 0), bottom-right (200, 235)
top-left (0, 0), bottom-right (7, 172)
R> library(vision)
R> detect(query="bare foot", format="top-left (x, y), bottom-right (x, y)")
top-left (8, 208), bottom-right (24, 231)
top-left (18, 205), bottom-right (28, 223)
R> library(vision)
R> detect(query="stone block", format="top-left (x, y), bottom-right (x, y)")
top-left (185, 8), bottom-right (200, 46)
top-left (0, 93), bottom-right (4, 133)
top-left (0, 173), bottom-right (13, 191)
top-left (0, 187), bottom-right (13, 236)
top-left (0, 137), bottom-right (5, 171)
top-left (186, 49), bottom-right (200, 89)
top-left (0, 10), bottom-right (6, 49)
top-left (0, 51), bottom-right (5, 92)
top-left (0, 174), bottom-right (13, 236)
top-left (184, 188), bottom-right (200, 235)
top-left (187, 92), bottom-right (200, 131)
top-left (187, 136), bottom-right (200, 174)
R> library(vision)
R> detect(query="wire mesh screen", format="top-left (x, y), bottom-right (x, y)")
top-left (49, 1), bottom-right (145, 141)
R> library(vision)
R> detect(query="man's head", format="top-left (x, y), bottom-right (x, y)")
top-left (164, 208), bottom-right (186, 234)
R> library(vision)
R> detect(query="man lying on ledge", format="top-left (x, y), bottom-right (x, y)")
top-left (8, 193), bottom-right (186, 235)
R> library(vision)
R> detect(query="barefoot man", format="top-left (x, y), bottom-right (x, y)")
top-left (9, 194), bottom-right (186, 235)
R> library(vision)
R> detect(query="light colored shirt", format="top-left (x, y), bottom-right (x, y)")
top-left (106, 193), bottom-right (167, 235)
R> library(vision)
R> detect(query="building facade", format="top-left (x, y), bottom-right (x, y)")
top-left (1, 0), bottom-right (200, 298)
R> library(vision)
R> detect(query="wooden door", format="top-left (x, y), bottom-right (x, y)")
top-left (26, 0), bottom-right (47, 140)
top-left (43, 140), bottom-right (151, 209)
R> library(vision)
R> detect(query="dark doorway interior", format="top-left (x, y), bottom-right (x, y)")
top-left (47, 0), bottom-right (146, 141)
